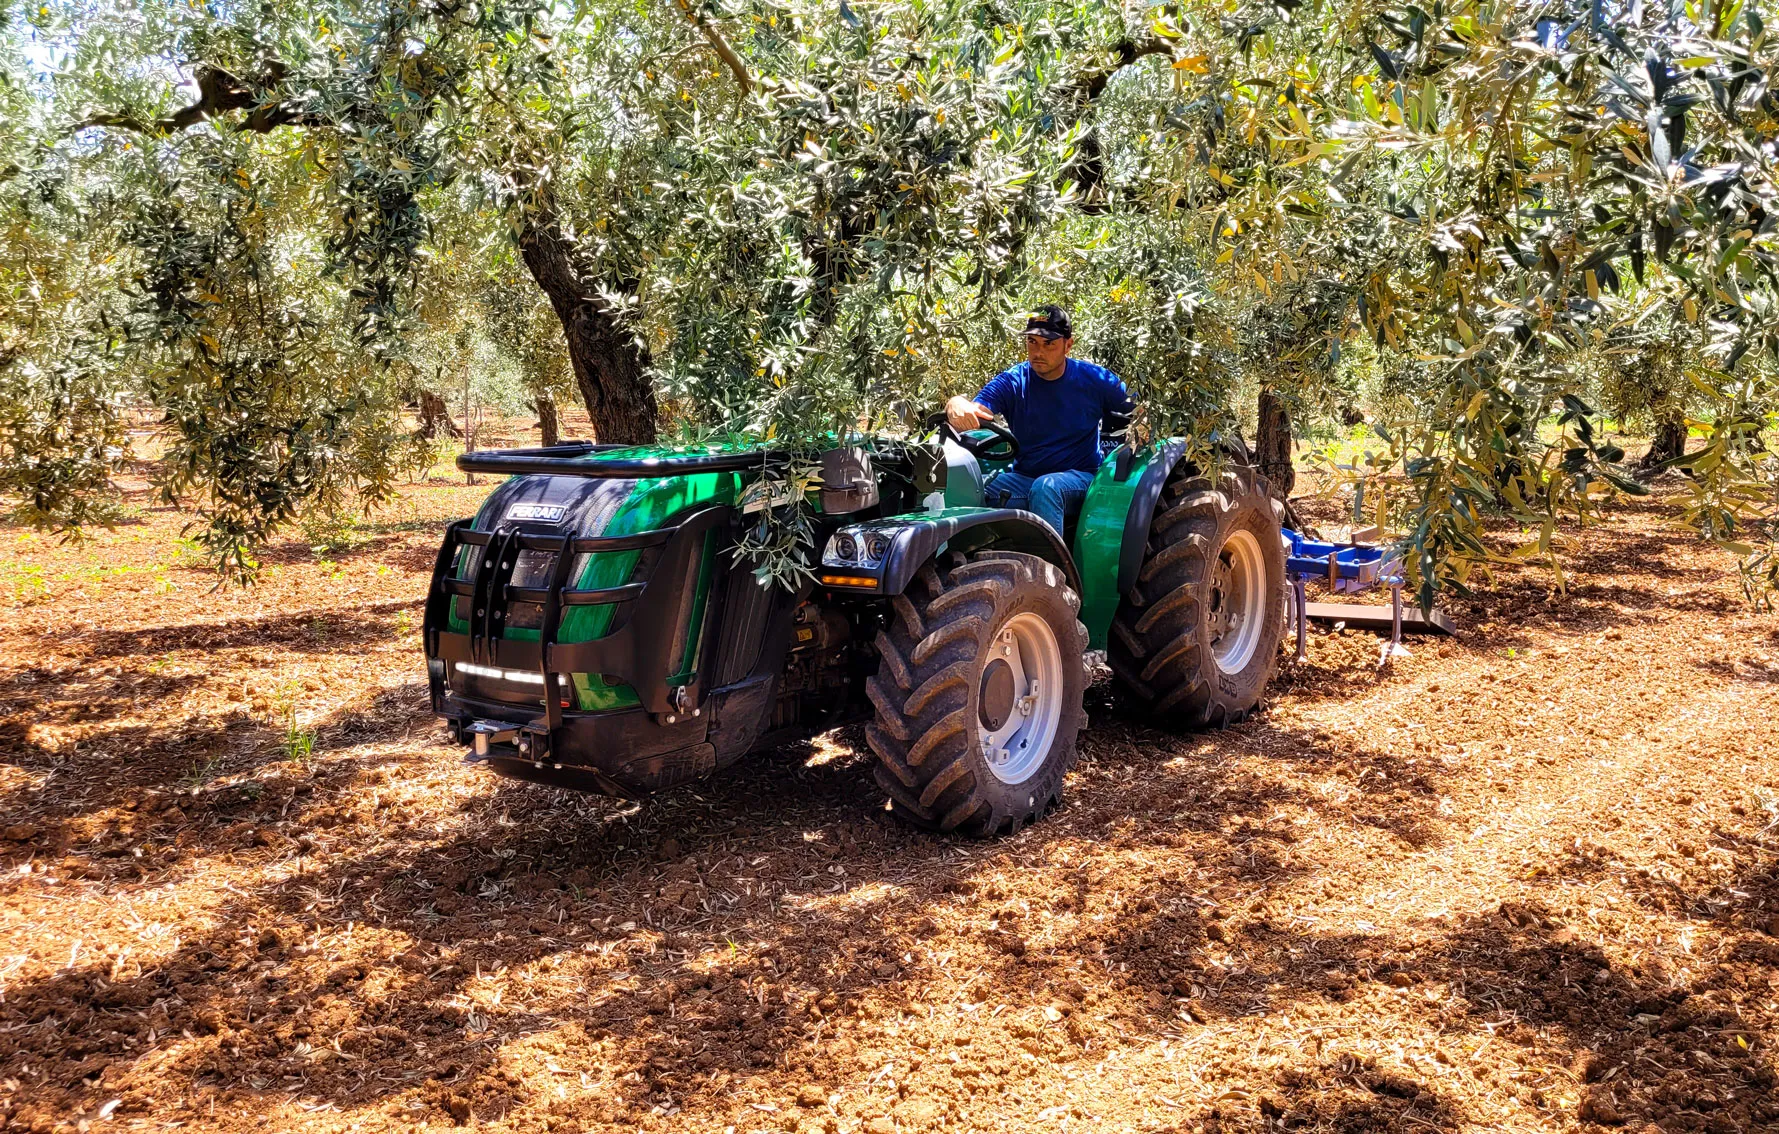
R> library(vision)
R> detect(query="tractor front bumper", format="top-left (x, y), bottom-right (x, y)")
top-left (433, 685), bottom-right (736, 799)
top-left (421, 500), bottom-right (751, 797)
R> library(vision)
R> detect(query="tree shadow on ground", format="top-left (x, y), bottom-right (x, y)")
top-left (1114, 776), bottom-right (1779, 1133)
top-left (252, 532), bottom-right (443, 573)
top-left (1254, 643), bottom-right (1430, 705)
top-left (5, 680), bottom-right (1772, 1133)
top-left (0, 675), bottom-right (431, 857)
top-left (0, 702), bottom-right (1470, 1130)
top-left (20, 598), bottom-right (421, 663)
top-left (1007, 832), bottom-right (1779, 1132)
top-left (1693, 657), bottom-right (1779, 685)
top-left (1151, 902), bottom-right (1778, 1132)
top-left (0, 597), bottom-right (424, 845)
top-left (1552, 580), bottom-right (1737, 617)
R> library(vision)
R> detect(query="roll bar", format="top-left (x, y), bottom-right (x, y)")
top-left (455, 442), bottom-right (784, 479)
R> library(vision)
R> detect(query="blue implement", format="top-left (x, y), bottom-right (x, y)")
top-left (1280, 530), bottom-right (1403, 594)
top-left (1277, 529), bottom-right (1415, 664)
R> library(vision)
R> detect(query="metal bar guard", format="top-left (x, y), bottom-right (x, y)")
top-left (423, 506), bottom-right (732, 719)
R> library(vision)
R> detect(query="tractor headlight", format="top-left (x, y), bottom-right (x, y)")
top-left (825, 528), bottom-right (891, 568)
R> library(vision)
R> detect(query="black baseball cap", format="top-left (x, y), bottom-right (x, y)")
top-left (1024, 305), bottom-right (1073, 340)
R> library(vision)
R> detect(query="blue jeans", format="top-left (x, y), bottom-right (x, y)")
top-left (984, 468), bottom-right (1094, 537)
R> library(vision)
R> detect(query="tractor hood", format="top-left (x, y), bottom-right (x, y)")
top-left (472, 472), bottom-right (641, 540)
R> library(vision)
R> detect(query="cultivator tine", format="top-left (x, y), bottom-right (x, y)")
top-left (1293, 578), bottom-right (1307, 662)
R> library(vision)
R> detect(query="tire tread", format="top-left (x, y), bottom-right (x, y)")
top-left (865, 551), bottom-right (1086, 836)
top-left (1109, 465), bottom-right (1285, 727)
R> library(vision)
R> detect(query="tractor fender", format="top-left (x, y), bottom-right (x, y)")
top-left (1113, 436), bottom-right (1258, 594)
top-left (820, 508), bottom-right (1082, 598)
top-left (1116, 439), bottom-right (1189, 595)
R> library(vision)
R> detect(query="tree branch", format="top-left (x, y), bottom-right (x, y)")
top-left (70, 63), bottom-right (311, 136)
top-left (1066, 37), bottom-right (1177, 211)
top-left (670, 0), bottom-right (752, 94)
top-left (1080, 37), bottom-right (1174, 102)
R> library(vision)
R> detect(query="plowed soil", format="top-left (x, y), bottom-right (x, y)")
top-left (2, 432), bottom-right (1776, 1134)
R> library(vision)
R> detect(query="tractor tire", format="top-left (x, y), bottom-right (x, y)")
top-left (866, 551), bottom-right (1087, 837)
top-left (1109, 463), bottom-right (1286, 726)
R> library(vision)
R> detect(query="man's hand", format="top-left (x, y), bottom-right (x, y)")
top-left (945, 396), bottom-right (992, 432)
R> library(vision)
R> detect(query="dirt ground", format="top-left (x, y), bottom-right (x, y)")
top-left (1, 428), bottom-right (1776, 1134)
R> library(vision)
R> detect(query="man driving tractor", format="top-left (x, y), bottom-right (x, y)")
top-left (945, 305), bottom-right (1134, 536)
top-left (430, 301), bottom-right (1287, 834)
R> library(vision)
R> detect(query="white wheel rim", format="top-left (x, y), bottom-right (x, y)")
top-left (1210, 529), bottom-right (1266, 676)
top-left (977, 612), bottom-right (1063, 786)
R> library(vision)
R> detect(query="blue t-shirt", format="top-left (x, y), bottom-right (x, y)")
top-left (975, 358), bottom-right (1134, 477)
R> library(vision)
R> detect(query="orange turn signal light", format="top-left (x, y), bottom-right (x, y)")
top-left (821, 574), bottom-right (879, 588)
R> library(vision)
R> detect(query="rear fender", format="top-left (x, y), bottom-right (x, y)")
top-left (1072, 436), bottom-right (1255, 648)
top-left (1071, 440), bottom-right (1187, 649)
top-left (817, 508), bottom-right (1081, 598)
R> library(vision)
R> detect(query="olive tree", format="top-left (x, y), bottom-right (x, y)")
top-left (6, 0), bottom-right (1779, 601)
top-left (1089, 0), bottom-right (1777, 604)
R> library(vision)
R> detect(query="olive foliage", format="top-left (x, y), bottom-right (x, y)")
top-left (3, 0), bottom-right (543, 572)
top-left (2, 0), bottom-right (1776, 600)
top-left (1114, 0), bottom-right (1779, 603)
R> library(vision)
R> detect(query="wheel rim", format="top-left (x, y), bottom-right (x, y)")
top-left (1209, 529), bottom-right (1266, 675)
top-left (977, 612), bottom-right (1063, 786)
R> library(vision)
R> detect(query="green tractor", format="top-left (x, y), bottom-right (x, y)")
top-left (422, 418), bottom-right (1287, 836)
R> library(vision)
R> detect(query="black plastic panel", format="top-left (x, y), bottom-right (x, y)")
top-left (1117, 439), bottom-right (1188, 595)
top-left (821, 509), bottom-right (1082, 597)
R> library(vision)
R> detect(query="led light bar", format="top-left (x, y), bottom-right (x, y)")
top-left (454, 662), bottom-right (546, 686)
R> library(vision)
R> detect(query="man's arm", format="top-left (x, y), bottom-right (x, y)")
top-left (948, 368), bottom-right (1015, 431)
top-left (1099, 369), bottom-right (1136, 447)
top-left (1103, 370), bottom-right (1135, 416)
top-left (1102, 371), bottom-right (1135, 421)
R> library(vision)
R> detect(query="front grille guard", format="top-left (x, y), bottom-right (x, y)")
top-left (423, 505), bottom-right (731, 729)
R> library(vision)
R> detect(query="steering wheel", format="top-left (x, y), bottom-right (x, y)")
top-left (925, 411), bottom-right (1020, 463)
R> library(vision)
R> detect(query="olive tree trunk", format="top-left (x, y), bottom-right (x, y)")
top-left (417, 390), bottom-right (460, 440)
top-left (1255, 389), bottom-right (1306, 531)
top-left (518, 209), bottom-right (658, 445)
top-left (1640, 415), bottom-right (1687, 471)
top-left (1256, 389), bottom-right (1296, 499)
top-left (534, 393), bottom-right (560, 447)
